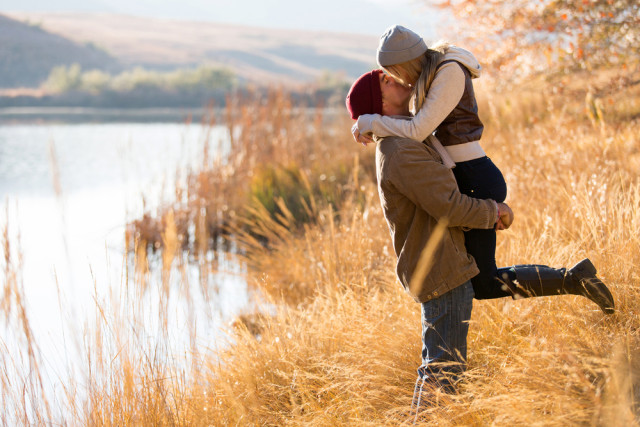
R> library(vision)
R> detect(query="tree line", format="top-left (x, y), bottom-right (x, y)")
top-left (0, 64), bottom-right (352, 110)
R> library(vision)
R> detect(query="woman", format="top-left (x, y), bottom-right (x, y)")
top-left (351, 25), bottom-right (615, 309)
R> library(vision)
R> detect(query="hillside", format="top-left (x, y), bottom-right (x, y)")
top-left (4, 12), bottom-right (378, 85)
top-left (0, 14), bottom-right (120, 88)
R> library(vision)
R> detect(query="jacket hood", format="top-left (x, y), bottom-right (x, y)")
top-left (443, 46), bottom-right (481, 78)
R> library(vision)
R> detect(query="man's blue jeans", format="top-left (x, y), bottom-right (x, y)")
top-left (417, 280), bottom-right (474, 386)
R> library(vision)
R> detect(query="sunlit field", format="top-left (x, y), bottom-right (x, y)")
top-left (2, 71), bottom-right (640, 425)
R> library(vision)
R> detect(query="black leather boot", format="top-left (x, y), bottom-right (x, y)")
top-left (497, 258), bottom-right (615, 314)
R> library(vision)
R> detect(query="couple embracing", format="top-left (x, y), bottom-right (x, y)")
top-left (345, 25), bottom-right (615, 413)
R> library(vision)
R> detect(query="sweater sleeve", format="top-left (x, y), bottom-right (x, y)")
top-left (388, 141), bottom-right (496, 229)
top-left (356, 62), bottom-right (465, 141)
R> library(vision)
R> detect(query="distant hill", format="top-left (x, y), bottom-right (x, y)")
top-left (0, 14), bottom-right (121, 88)
top-left (4, 12), bottom-right (378, 86)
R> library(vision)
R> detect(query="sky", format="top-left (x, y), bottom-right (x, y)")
top-left (2, 0), bottom-right (448, 40)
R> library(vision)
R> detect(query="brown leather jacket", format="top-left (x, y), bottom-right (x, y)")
top-left (375, 135), bottom-right (497, 303)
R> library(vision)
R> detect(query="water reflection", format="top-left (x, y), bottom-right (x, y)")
top-left (0, 122), bottom-right (249, 399)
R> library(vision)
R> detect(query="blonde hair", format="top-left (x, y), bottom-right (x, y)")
top-left (382, 41), bottom-right (451, 114)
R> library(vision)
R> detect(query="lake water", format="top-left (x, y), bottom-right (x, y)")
top-left (0, 122), bottom-right (250, 405)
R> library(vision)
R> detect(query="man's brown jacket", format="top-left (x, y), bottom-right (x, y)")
top-left (375, 135), bottom-right (497, 303)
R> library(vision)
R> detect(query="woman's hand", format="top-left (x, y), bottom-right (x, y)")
top-left (496, 203), bottom-right (514, 230)
top-left (351, 123), bottom-right (374, 146)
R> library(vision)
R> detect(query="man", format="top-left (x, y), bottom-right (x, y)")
top-left (344, 70), bottom-right (614, 410)
top-left (346, 69), bottom-right (511, 398)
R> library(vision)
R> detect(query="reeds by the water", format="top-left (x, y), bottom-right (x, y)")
top-left (2, 74), bottom-right (640, 425)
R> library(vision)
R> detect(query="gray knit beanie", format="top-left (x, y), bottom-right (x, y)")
top-left (376, 25), bottom-right (428, 67)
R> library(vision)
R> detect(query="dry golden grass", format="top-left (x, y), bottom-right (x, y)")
top-left (2, 73), bottom-right (640, 425)
top-left (199, 87), bottom-right (640, 424)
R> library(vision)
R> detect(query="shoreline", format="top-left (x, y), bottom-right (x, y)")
top-left (0, 106), bottom-right (344, 124)
top-left (0, 106), bottom-right (215, 124)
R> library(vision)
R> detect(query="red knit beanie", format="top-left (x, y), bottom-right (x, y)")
top-left (345, 69), bottom-right (383, 120)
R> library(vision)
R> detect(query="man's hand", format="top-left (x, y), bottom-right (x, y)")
top-left (496, 202), bottom-right (514, 230)
top-left (351, 123), bottom-right (374, 146)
